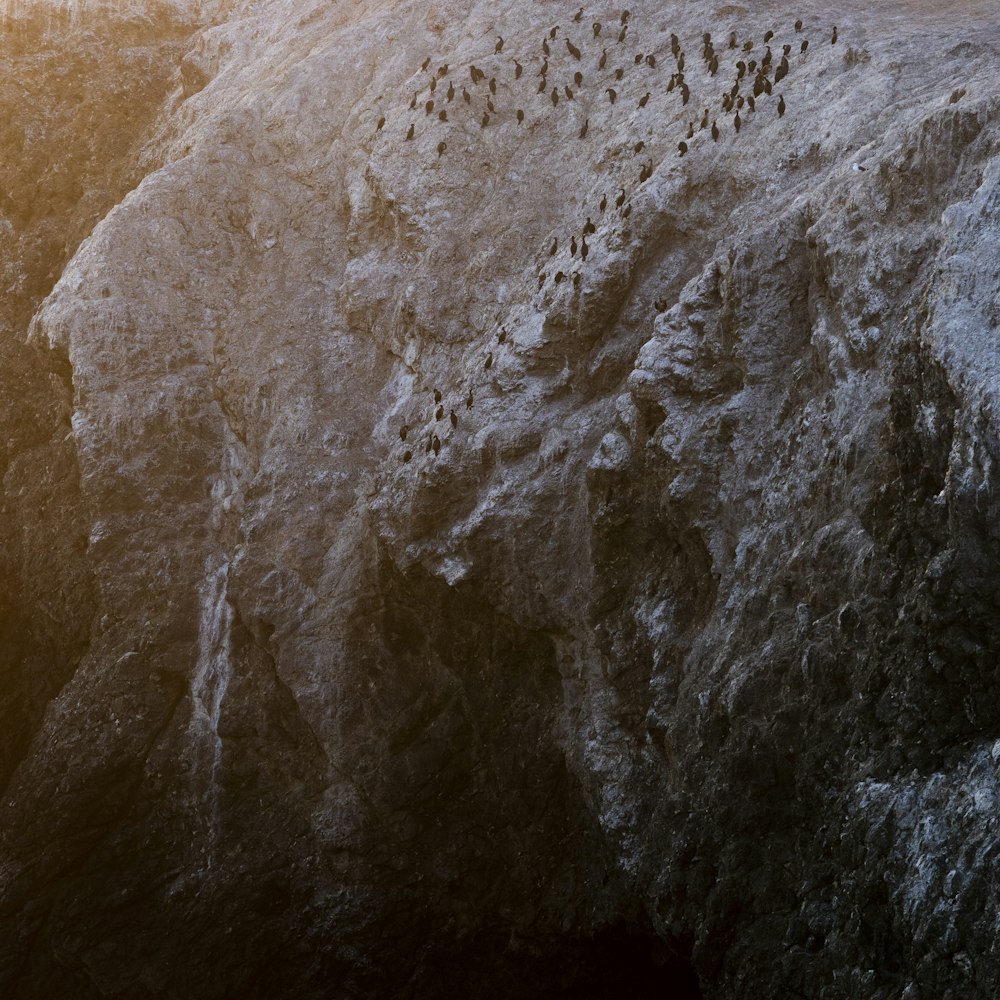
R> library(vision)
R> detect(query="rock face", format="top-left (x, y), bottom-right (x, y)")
top-left (0, 0), bottom-right (998, 995)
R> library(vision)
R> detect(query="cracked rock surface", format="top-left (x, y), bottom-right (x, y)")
top-left (0, 0), bottom-right (998, 996)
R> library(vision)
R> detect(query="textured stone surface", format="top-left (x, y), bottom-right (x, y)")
top-left (0, 0), bottom-right (998, 996)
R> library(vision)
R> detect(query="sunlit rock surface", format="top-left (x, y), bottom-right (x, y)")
top-left (0, 0), bottom-right (998, 995)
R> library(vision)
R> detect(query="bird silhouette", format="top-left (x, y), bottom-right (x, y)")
top-left (606, 88), bottom-right (617, 103)
top-left (495, 36), bottom-right (504, 53)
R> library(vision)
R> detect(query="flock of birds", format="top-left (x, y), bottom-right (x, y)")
top-left (374, 7), bottom-right (842, 465)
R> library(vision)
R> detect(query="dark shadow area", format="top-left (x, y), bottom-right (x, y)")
top-left (409, 923), bottom-right (702, 1000)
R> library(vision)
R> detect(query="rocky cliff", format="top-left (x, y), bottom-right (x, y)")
top-left (0, 0), bottom-right (998, 996)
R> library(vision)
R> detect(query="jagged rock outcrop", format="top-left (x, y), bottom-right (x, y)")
top-left (0, 0), bottom-right (998, 996)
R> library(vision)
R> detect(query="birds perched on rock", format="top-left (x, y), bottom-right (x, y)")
top-left (678, 140), bottom-right (688, 156)
top-left (567, 39), bottom-right (582, 59)
top-left (405, 123), bottom-right (414, 139)
top-left (579, 117), bottom-right (589, 138)
top-left (485, 352), bottom-right (493, 369)
top-left (432, 435), bottom-right (441, 456)
top-left (400, 424), bottom-right (409, 440)
top-left (434, 388), bottom-right (442, 403)
top-left (481, 111), bottom-right (490, 126)
top-left (734, 111), bottom-right (742, 131)
top-left (599, 193), bottom-right (608, 211)
top-left (466, 391), bottom-right (474, 409)
top-left (376, 115), bottom-right (385, 130)
top-left (447, 81), bottom-right (455, 101)
top-left (574, 70), bottom-right (584, 85)
top-left (421, 57), bottom-right (431, 71)
top-left (594, 21), bottom-right (601, 37)
top-left (831, 26), bottom-right (838, 44)
top-left (583, 217), bottom-right (596, 235)
top-left (437, 140), bottom-right (446, 155)
top-left (599, 48), bottom-right (607, 68)
top-left (436, 404), bottom-right (444, 420)
top-left (606, 88), bottom-right (617, 103)
top-left (764, 29), bottom-right (773, 42)
top-left (581, 237), bottom-right (589, 260)
top-left (517, 109), bottom-right (525, 125)
top-left (438, 109), bottom-right (448, 121)
top-left (429, 76), bottom-right (436, 93)
top-left (495, 35), bottom-right (504, 53)
top-left (795, 18), bottom-right (803, 30)
top-left (801, 39), bottom-right (809, 53)
top-left (712, 120), bottom-right (719, 140)
top-left (403, 450), bottom-right (412, 462)
top-left (514, 60), bottom-right (523, 79)
top-left (638, 92), bottom-right (650, 107)
top-left (615, 187), bottom-right (626, 208)
top-left (551, 87), bottom-right (559, 105)
top-left (489, 77), bottom-right (497, 94)
top-left (778, 95), bottom-right (785, 116)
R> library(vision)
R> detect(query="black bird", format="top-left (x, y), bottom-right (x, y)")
top-left (539, 57), bottom-right (548, 75)
top-left (646, 53), bottom-right (656, 67)
top-left (801, 39), bottom-right (809, 53)
top-left (550, 25), bottom-right (559, 39)
top-left (432, 436), bottom-right (440, 456)
top-left (429, 76), bottom-right (436, 92)
top-left (681, 83), bottom-right (690, 105)
top-left (671, 33), bottom-right (679, 56)
top-left (737, 60), bottom-right (746, 78)
top-left (734, 111), bottom-right (741, 131)
top-left (762, 47), bottom-right (772, 67)
top-left (554, 271), bottom-right (565, 283)
top-left (581, 237), bottom-right (589, 261)
top-left (573, 6), bottom-right (583, 21)
top-left (376, 115), bottom-right (385, 130)
top-left (700, 107), bottom-right (709, 128)
top-left (686, 121), bottom-right (694, 138)
top-left (831, 26), bottom-right (838, 44)
top-left (763, 77), bottom-right (772, 95)
top-left (746, 95), bottom-right (755, 112)
top-left (574, 71), bottom-right (584, 85)
top-left (436, 404), bottom-right (444, 420)
top-left (667, 74), bottom-right (676, 92)
top-left (722, 94), bottom-right (732, 112)
top-left (543, 38), bottom-right (550, 55)
top-left (400, 424), bottom-right (409, 441)
top-left (775, 62), bottom-right (787, 84)
top-left (403, 450), bottom-right (412, 462)
top-left (481, 111), bottom-right (490, 126)
top-left (549, 237), bottom-right (558, 255)
top-left (615, 187), bottom-right (626, 208)
top-left (748, 59), bottom-right (757, 73)
top-left (421, 57), bottom-right (431, 70)
top-left (621, 9), bottom-right (630, 23)
top-left (634, 140), bottom-right (645, 152)
top-left (486, 98), bottom-right (495, 114)
top-left (571, 236), bottom-right (578, 256)
top-left (599, 48), bottom-right (608, 69)
top-left (438, 64), bottom-right (448, 77)
top-left (485, 352), bottom-right (493, 369)
top-left (538, 77), bottom-right (547, 93)
top-left (678, 140), bottom-right (688, 156)
top-left (777, 95), bottom-right (785, 116)
top-left (677, 54), bottom-right (685, 71)
top-left (743, 39), bottom-right (752, 52)
top-left (764, 30), bottom-right (774, 43)
top-left (614, 67), bottom-right (624, 80)
top-left (753, 75), bottom-right (764, 97)
top-left (434, 389), bottom-right (442, 403)
top-left (711, 120), bottom-right (719, 140)
top-left (515, 60), bottom-right (523, 79)
top-left (495, 35), bottom-right (504, 53)
top-left (600, 192), bottom-right (608, 211)
top-left (410, 92), bottom-right (418, 109)
top-left (573, 273), bottom-right (581, 289)
top-left (565, 85), bottom-right (574, 99)
top-left (618, 25), bottom-right (627, 42)
top-left (594, 22), bottom-right (602, 37)
top-left (583, 217), bottom-right (596, 234)
top-left (438, 109), bottom-right (447, 121)
top-left (622, 203), bottom-right (632, 218)
top-left (783, 43), bottom-right (791, 55)
top-left (567, 39), bottom-right (582, 59)
top-left (795, 18), bottom-right (803, 31)
top-left (729, 31), bottom-right (737, 49)
top-left (405, 123), bottom-right (414, 139)
top-left (579, 117), bottom-right (589, 138)
top-left (425, 99), bottom-right (434, 114)
top-left (437, 140), bottom-right (446, 156)
top-left (450, 410), bottom-right (458, 428)
top-left (551, 87), bottom-right (559, 105)
top-left (447, 81), bottom-right (455, 101)
top-left (517, 108), bottom-right (525, 125)
top-left (498, 328), bottom-right (507, 343)
top-left (489, 77), bottom-right (497, 94)
top-left (709, 55), bottom-right (718, 75)
top-left (634, 53), bottom-right (644, 65)
top-left (638, 91), bottom-right (650, 107)
top-left (606, 87), bottom-right (617, 103)
top-left (466, 392), bottom-right (474, 409)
